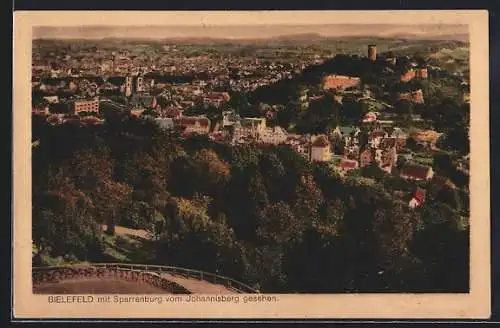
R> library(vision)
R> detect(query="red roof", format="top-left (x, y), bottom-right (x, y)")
top-left (322, 75), bottom-right (361, 90)
top-left (178, 117), bottom-right (210, 127)
top-left (340, 158), bottom-right (359, 169)
top-left (207, 92), bottom-right (230, 101)
top-left (414, 188), bottom-right (426, 204)
top-left (370, 131), bottom-right (387, 139)
top-left (400, 164), bottom-right (432, 180)
top-left (163, 107), bottom-right (181, 118)
top-left (210, 132), bottom-right (227, 141)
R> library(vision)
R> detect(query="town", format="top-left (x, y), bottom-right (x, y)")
top-left (32, 40), bottom-right (470, 210)
top-left (31, 35), bottom-right (471, 294)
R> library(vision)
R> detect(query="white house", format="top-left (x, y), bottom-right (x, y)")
top-left (310, 135), bottom-right (332, 162)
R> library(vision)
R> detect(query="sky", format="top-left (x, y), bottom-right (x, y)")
top-left (33, 24), bottom-right (469, 41)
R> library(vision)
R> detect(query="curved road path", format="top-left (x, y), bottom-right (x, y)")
top-left (101, 224), bottom-right (238, 294)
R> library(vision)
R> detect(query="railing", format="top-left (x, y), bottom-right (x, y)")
top-left (33, 263), bottom-right (259, 294)
top-left (32, 265), bottom-right (191, 294)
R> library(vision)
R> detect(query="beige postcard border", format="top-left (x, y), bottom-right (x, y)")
top-left (13, 10), bottom-right (490, 319)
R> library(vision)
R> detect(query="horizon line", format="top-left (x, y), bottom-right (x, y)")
top-left (32, 24), bottom-right (469, 41)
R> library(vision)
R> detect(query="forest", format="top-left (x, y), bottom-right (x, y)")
top-left (31, 109), bottom-right (469, 293)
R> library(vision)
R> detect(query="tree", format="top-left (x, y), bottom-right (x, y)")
top-left (243, 244), bottom-right (287, 292)
top-left (297, 94), bottom-right (340, 134)
top-left (256, 202), bottom-right (302, 246)
top-left (283, 199), bottom-right (345, 292)
top-left (433, 153), bottom-right (454, 173)
top-left (32, 168), bottom-right (104, 261)
top-left (119, 149), bottom-right (171, 200)
top-left (312, 162), bottom-right (344, 199)
top-left (230, 144), bottom-right (261, 171)
top-left (339, 98), bottom-right (364, 123)
top-left (395, 99), bottom-right (414, 121)
top-left (413, 53), bottom-right (427, 66)
top-left (184, 105), bottom-right (220, 123)
top-left (99, 180), bottom-right (133, 235)
top-left (168, 155), bottom-right (202, 198)
top-left (147, 210), bottom-right (166, 241)
top-left (155, 196), bottom-right (242, 276)
top-left (276, 100), bottom-right (300, 130)
top-left (69, 145), bottom-right (114, 191)
top-left (120, 200), bottom-right (153, 229)
top-left (292, 175), bottom-right (324, 224)
top-left (66, 143), bottom-right (133, 235)
top-left (192, 148), bottom-right (231, 196)
top-left (258, 151), bottom-right (287, 202)
top-left (434, 186), bottom-right (463, 214)
top-left (442, 128), bottom-right (469, 155)
top-left (315, 199), bottom-right (345, 237)
top-left (412, 202), bottom-right (469, 291)
top-left (372, 203), bottom-right (422, 287)
top-left (330, 133), bottom-right (344, 155)
top-left (360, 163), bottom-right (388, 180)
top-left (228, 91), bottom-right (251, 115)
top-left (422, 97), bottom-right (467, 132)
top-left (225, 168), bottom-right (269, 242)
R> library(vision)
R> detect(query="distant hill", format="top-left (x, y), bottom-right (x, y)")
top-left (33, 24), bottom-right (469, 42)
top-left (33, 33), bottom-right (469, 45)
top-left (390, 33), bottom-right (469, 43)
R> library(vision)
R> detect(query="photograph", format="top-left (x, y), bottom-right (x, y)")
top-left (13, 10), bottom-right (490, 319)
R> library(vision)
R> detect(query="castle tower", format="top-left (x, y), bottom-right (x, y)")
top-left (136, 74), bottom-right (145, 93)
top-left (368, 44), bottom-right (377, 61)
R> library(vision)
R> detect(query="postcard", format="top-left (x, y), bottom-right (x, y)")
top-left (13, 10), bottom-right (490, 319)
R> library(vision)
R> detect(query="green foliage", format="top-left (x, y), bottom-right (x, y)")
top-left (276, 100), bottom-right (301, 130)
top-left (184, 105), bottom-right (220, 123)
top-left (32, 169), bottom-right (105, 261)
top-left (154, 196), bottom-right (243, 276)
top-left (296, 94), bottom-right (340, 134)
top-left (257, 202), bottom-right (303, 246)
top-left (360, 163), bottom-right (389, 180)
top-left (339, 98), bottom-right (364, 123)
top-left (33, 49), bottom-right (469, 292)
top-left (120, 201), bottom-right (153, 229)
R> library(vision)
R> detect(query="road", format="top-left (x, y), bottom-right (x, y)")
top-left (102, 224), bottom-right (239, 294)
top-left (160, 272), bottom-right (237, 294)
top-left (101, 224), bottom-right (150, 239)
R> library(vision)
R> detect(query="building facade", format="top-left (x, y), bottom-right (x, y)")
top-left (322, 75), bottom-right (361, 91)
top-left (258, 126), bottom-right (288, 145)
top-left (178, 116), bottom-right (211, 135)
top-left (73, 98), bottom-right (99, 114)
top-left (310, 135), bottom-right (332, 162)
